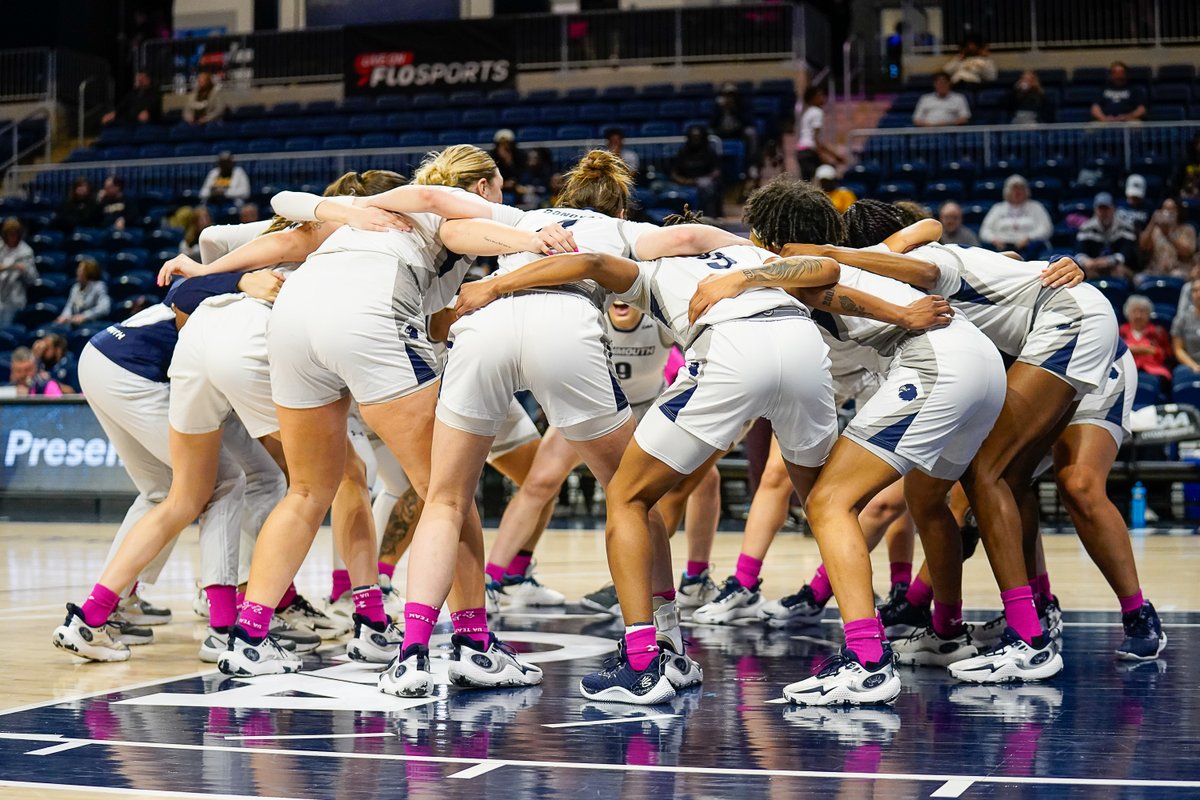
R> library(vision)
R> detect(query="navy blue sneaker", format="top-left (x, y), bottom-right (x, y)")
top-left (879, 596), bottom-right (931, 638)
top-left (579, 641), bottom-right (676, 705)
top-left (1116, 601), bottom-right (1167, 661)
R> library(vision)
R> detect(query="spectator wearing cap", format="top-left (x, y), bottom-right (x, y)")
top-left (1091, 61), bottom-right (1147, 123)
top-left (1119, 174), bottom-right (1151, 234)
top-left (605, 128), bottom-right (639, 179)
top-left (0, 217), bottom-right (38, 328)
top-left (979, 175), bottom-right (1052, 258)
top-left (491, 129), bottom-right (526, 196)
top-left (1139, 197), bottom-right (1197, 278)
top-left (183, 71), bottom-right (226, 125)
top-left (102, 70), bottom-right (162, 127)
top-left (815, 165), bottom-right (856, 213)
top-left (199, 152), bottom-right (251, 204)
top-left (1076, 192), bottom-right (1139, 279)
top-left (912, 72), bottom-right (971, 127)
top-left (938, 201), bottom-right (980, 247)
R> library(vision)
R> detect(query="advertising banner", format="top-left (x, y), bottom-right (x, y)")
top-left (0, 400), bottom-right (135, 494)
top-left (344, 20), bottom-right (515, 96)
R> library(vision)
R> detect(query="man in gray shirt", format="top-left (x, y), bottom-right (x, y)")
top-left (938, 201), bottom-right (980, 246)
top-left (913, 73), bottom-right (971, 127)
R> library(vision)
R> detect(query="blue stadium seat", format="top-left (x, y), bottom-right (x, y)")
top-left (246, 138), bottom-right (284, 154)
top-left (239, 119), bottom-right (274, 138)
top-left (33, 251), bottom-right (67, 274)
top-left (147, 228), bottom-right (183, 248)
top-left (1152, 303), bottom-right (1177, 328)
top-left (131, 125), bottom-right (166, 143)
top-left (341, 96), bottom-right (374, 114)
top-left (15, 302), bottom-right (63, 329)
top-left (876, 181), bottom-right (916, 202)
top-left (270, 102), bottom-right (302, 117)
top-left (1135, 374), bottom-right (1164, 409)
top-left (577, 103), bottom-right (616, 123)
top-left (397, 132), bottom-right (435, 147)
top-left (515, 126), bottom-right (553, 142)
top-left (844, 162), bottom-right (881, 191)
top-left (1050, 224), bottom-right (1076, 250)
top-left (106, 145), bottom-right (137, 160)
top-left (1131, 154), bottom-right (1173, 181)
top-left (888, 160), bottom-right (929, 189)
top-left (284, 137), bottom-right (321, 152)
top-left (347, 114), bottom-right (387, 133)
top-left (384, 111), bottom-right (423, 130)
top-left (538, 106), bottom-right (576, 125)
top-left (1040, 68), bottom-right (1069, 86)
top-left (658, 100), bottom-right (697, 119)
top-left (979, 157), bottom-right (1025, 181)
top-left (555, 125), bottom-right (593, 141)
top-left (172, 143), bottom-right (208, 158)
top-left (924, 180), bottom-right (964, 203)
top-left (656, 188), bottom-right (701, 214)
top-left (360, 133), bottom-right (397, 149)
top-left (98, 126), bottom-right (133, 144)
top-left (485, 89), bottom-right (518, 105)
top-left (616, 101), bottom-right (655, 122)
top-left (1152, 83), bottom-right (1192, 103)
top-left (1029, 176), bottom-right (1063, 204)
top-left (1088, 277), bottom-right (1130, 316)
top-left (30, 231), bottom-right (65, 250)
top-left (1159, 64), bottom-right (1196, 81)
top-left (523, 89), bottom-right (559, 103)
top-left (961, 202), bottom-right (994, 226)
top-left (1062, 85), bottom-right (1097, 106)
top-left (104, 229), bottom-right (143, 251)
top-left (564, 87), bottom-right (598, 103)
top-left (1033, 156), bottom-right (1074, 183)
top-left (112, 250), bottom-right (150, 273)
top-left (1150, 106), bottom-right (1187, 122)
top-left (640, 84), bottom-right (674, 99)
top-left (1136, 276), bottom-right (1186, 306)
top-left (600, 85), bottom-right (637, 100)
top-left (888, 92), bottom-right (922, 114)
top-left (937, 159), bottom-right (977, 185)
top-left (112, 271), bottom-right (156, 300)
top-left (408, 94), bottom-right (445, 110)
top-left (65, 148), bottom-right (97, 163)
top-left (639, 121), bottom-right (677, 138)
top-left (68, 229), bottom-right (103, 252)
top-left (499, 107), bottom-right (537, 127)
top-left (461, 109), bottom-right (498, 128)
top-left (878, 113), bottom-right (912, 129)
top-left (757, 78), bottom-right (795, 95)
top-left (1072, 66), bottom-right (1108, 85)
top-left (971, 179), bottom-right (1004, 202)
top-left (422, 110), bottom-right (460, 129)
top-left (436, 130), bottom-right (473, 145)
top-left (374, 95), bottom-right (409, 111)
top-left (1058, 107), bottom-right (1093, 123)
top-left (321, 135), bottom-right (357, 150)
top-left (678, 82), bottom-right (713, 97)
top-left (751, 96), bottom-right (781, 117)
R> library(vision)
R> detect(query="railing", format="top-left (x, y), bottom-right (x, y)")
top-left (846, 120), bottom-right (1200, 174)
top-left (902, 0), bottom-right (1200, 53)
top-left (140, 4), bottom-right (818, 91)
top-left (3, 137), bottom-right (691, 200)
top-left (0, 106), bottom-right (54, 176)
top-left (0, 49), bottom-right (54, 103)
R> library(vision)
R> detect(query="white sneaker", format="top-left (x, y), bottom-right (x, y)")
top-left (324, 595), bottom-right (353, 622)
top-left (192, 583), bottom-right (209, 619)
top-left (692, 576), bottom-right (764, 625)
top-left (108, 611), bottom-right (154, 646)
top-left (782, 646), bottom-right (902, 707)
top-left (490, 565), bottom-right (565, 608)
top-left (379, 644), bottom-right (434, 697)
top-left (580, 583), bottom-right (621, 616)
top-left (199, 627), bottom-right (230, 663)
top-left (654, 601), bottom-right (702, 690)
top-left (269, 615), bottom-right (321, 654)
top-left (1040, 596), bottom-right (1063, 641)
top-left (893, 626), bottom-right (979, 667)
top-left (52, 604), bottom-right (131, 662)
top-left (676, 569), bottom-right (719, 610)
top-left (758, 584), bottom-right (828, 628)
top-left (277, 593), bottom-right (352, 638)
top-left (218, 628), bottom-right (303, 676)
top-left (948, 629), bottom-right (1063, 684)
top-left (379, 572), bottom-right (405, 619)
top-left (345, 615), bottom-right (404, 664)
top-left (447, 634), bottom-right (544, 689)
top-left (118, 591), bottom-right (172, 626)
top-left (972, 613), bottom-right (1008, 648)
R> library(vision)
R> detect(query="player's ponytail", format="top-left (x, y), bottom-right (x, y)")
top-left (843, 199), bottom-right (906, 248)
top-left (263, 169), bottom-right (406, 234)
top-left (743, 176), bottom-right (845, 252)
top-left (412, 145), bottom-right (498, 190)
top-left (556, 149), bottom-right (634, 218)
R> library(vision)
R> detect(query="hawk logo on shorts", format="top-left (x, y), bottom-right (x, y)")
top-left (898, 384), bottom-right (918, 402)
top-left (688, 362), bottom-right (700, 377)
top-left (1110, 367), bottom-right (1119, 380)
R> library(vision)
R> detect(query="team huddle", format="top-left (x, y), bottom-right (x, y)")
top-left (50, 144), bottom-right (1167, 707)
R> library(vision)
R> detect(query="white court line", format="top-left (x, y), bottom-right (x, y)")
top-left (0, 668), bottom-right (215, 717)
top-left (0, 780), bottom-right (312, 800)
top-left (448, 760), bottom-right (505, 780)
top-left (931, 779), bottom-right (975, 797)
top-left (543, 713), bottom-right (677, 729)
top-left (1, 732), bottom-right (1197, 792)
top-left (223, 732), bottom-right (396, 742)
top-left (25, 740), bottom-right (91, 756)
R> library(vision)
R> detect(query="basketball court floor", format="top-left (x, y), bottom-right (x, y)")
top-left (1, 522), bottom-right (1198, 799)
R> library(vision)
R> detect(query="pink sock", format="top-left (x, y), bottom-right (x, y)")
top-left (352, 585), bottom-right (386, 626)
top-left (79, 583), bottom-right (120, 628)
top-left (1031, 573), bottom-right (1052, 605)
top-left (653, 588), bottom-right (676, 602)
top-left (506, 551), bottom-right (533, 577)
top-left (686, 560), bottom-right (708, 577)
top-left (905, 576), bottom-right (934, 608)
top-left (625, 624), bottom-right (659, 671)
top-left (401, 602), bottom-right (440, 650)
top-left (236, 599), bottom-right (274, 641)
top-left (844, 617), bottom-right (884, 664)
top-left (235, 591), bottom-right (246, 612)
top-left (734, 553), bottom-right (762, 589)
top-left (450, 607), bottom-right (490, 646)
top-left (809, 564), bottom-right (833, 604)
top-left (330, 570), bottom-right (351, 602)
top-left (484, 562), bottom-right (506, 584)
top-left (890, 561), bottom-right (912, 588)
top-left (275, 582), bottom-right (298, 612)
top-left (1001, 585), bottom-right (1044, 643)
top-left (932, 600), bottom-right (964, 638)
top-left (205, 584), bottom-right (237, 629)
top-left (378, 561), bottom-right (395, 580)
top-left (1119, 589), bottom-right (1145, 615)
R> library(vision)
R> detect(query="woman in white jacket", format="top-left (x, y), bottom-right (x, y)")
top-left (979, 174), bottom-right (1053, 260)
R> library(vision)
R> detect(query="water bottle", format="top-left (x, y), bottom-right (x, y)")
top-left (1130, 481), bottom-right (1147, 529)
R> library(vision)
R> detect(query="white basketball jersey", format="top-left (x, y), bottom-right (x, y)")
top-left (604, 313), bottom-right (674, 404)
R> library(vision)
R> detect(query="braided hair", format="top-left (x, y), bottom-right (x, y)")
top-left (842, 199), bottom-right (905, 248)
top-left (743, 176), bottom-right (845, 251)
top-left (662, 204), bottom-right (705, 227)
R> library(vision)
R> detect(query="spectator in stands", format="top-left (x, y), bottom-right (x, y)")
top-left (895, 200), bottom-right (932, 225)
top-left (180, 206), bottom-right (213, 260)
top-left (912, 72), bottom-right (971, 127)
top-left (1119, 174), bottom-right (1151, 234)
top-left (518, 147), bottom-right (555, 209)
top-left (794, 85), bottom-right (843, 180)
top-left (1139, 197), bottom-right (1197, 277)
top-left (1076, 192), bottom-right (1139, 279)
top-left (604, 128), bottom-right (639, 179)
top-left (1172, 132), bottom-right (1200, 199)
top-left (0, 218), bottom-right (38, 328)
top-left (32, 333), bottom-right (78, 393)
top-left (943, 33), bottom-right (997, 85)
top-left (671, 124), bottom-right (722, 218)
top-left (938, 201), bottom-right (980, 246)
top-left (1121, 295), bottom-right (1172, 383)
top-left (96, 176), bottom-right (135, 230)
top-left (4, 348), bottom-right (62, 397)
top-left (1173, 281), bottom-right (1200, 374)
top-left (711, 82), bottom-right (759, 182)
top-left (814, 164), bottom-right (856, 213)
top-left (58, 177), bottom-right (100, 232)
top-left (1091, 61), bottom-right (1147, 123)
top-left (979, 174), bottom-right (1052, 258)
top-left (1008, 70), bottom-right (1052, 124)
top-left (183, 70), bottom-right (226, 125)
top-left (199, 152), bottom-right (251, 204)
top-left (238, 203), bottom-right (260, 223)
top-left (56, 257), bottom-right (111, 327)
top-left (757, 136), bottom-right (786, 186)
top-left (491, 129), bottom-right (525, 196)
top-left (102, 70), bottom-right (161, 127)
top-left (1177, 263), bottom-right (1200, 322)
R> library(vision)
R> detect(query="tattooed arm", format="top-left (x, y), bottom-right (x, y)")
top-left (781, 242), bottom-right (939, 291)
top-left (378, 486), bottom-right (424, 564)
top-left (686, 255), bottom-right (839, 323)
top-left (794, 284), bottom-right (954, 331)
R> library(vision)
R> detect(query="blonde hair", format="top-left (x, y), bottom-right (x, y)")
top-left (265, 169), bottom-right (406, 234)
top-left (412, 144), bottom-right (497, 190)
top-left (1, 217), bottom-right (23, 239)
top-left (557, 149), bottom-right (634, 218)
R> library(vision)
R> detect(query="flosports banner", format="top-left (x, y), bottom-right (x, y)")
top-left (344, 20), bottom-right (515, 96)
